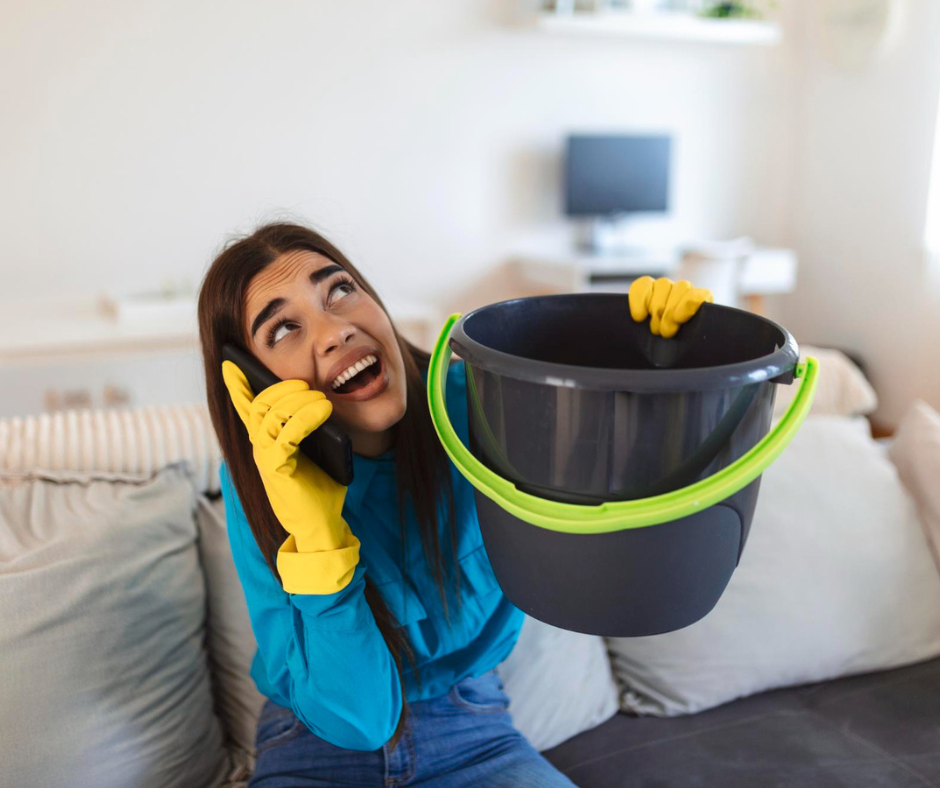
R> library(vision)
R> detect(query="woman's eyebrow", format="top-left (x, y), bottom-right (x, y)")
top-left (250, 297), bottom-right (286, 340)
top-left (249, 263), bottom-right (345, 339)
top-left (310, 263), bottom-right (344, 284)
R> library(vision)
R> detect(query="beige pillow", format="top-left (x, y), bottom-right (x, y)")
top-left (888, 400), bottom-right (940, 574)
top-left (195, 493), bottom-right (267, 770)
top-left (0, 463), bottom-right (229, 788)
top-left (772, 344), bottom-right (877, 418)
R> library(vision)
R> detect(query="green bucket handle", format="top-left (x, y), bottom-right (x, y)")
top-left (427, 313), bottom-right (819, 534)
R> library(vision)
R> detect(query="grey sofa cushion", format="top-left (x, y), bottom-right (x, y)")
top-left (0, 463), bottom-right (229, 788)
top-left (544, 656), bottom-right (940, 788)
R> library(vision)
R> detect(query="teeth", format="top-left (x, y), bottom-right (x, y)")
top-left (331, 355), bottom-right (377, 390)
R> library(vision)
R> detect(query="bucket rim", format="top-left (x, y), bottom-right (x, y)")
top-left (449, 295), bottom-right (799, 393)
top-left (429, 311), bottom-right (820, 533)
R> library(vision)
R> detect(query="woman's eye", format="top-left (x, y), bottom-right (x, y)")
top-left (266, 320), bottom-right (294, 347)
top-left (330, 281), bottom-right (355, 305)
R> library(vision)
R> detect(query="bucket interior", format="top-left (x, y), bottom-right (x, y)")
top-left (460, 294), bottom-right (787, 373)
top-left (451, 295), bottom-right (796, 504)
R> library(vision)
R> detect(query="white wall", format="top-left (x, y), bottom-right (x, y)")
top-left (16, 1), bottom-right (938, 428)
top-left (0, 0), bottom-right (794, 309)
top-left (779, 0), bottom-right (940, 426)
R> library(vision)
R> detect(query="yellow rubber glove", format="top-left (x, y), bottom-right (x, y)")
top-left (222, 360), bottom-right (360, 595)
top-left (628, 276), bottom-right (714, 338)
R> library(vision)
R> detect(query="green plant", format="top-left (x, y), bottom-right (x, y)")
top-left (700, 0), bottom-right (776, 19)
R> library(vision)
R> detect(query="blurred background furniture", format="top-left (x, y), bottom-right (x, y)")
top-left (508, 239), bottom-right (797, 313)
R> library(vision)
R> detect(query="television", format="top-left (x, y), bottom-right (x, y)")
top-left (564, 134), bottom-right (672, 219)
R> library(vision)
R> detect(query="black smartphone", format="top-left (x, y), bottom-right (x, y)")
top-left (221, 343), bottom-right (354, 487)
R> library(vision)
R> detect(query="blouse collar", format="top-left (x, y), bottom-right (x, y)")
top-left (344, 446), bottom-right (394, 515)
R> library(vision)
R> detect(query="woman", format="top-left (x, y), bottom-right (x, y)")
top-left (198, 221), bottom-right (711, 787)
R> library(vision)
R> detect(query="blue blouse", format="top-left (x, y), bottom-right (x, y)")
top-left (219, 360), bottom-right (525, 751)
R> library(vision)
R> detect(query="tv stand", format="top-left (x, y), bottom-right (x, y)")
top-left (577, 215), bottom-right (651, 256)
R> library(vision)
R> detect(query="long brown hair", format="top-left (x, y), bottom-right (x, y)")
top-left (197, 222), bottom-right (460, 749)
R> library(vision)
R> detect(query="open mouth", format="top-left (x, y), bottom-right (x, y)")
top-left (331, 354), bottom-right (382, 395)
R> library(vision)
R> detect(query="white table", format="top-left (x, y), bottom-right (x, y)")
top-left (510, 245), bottom-right (798, 315)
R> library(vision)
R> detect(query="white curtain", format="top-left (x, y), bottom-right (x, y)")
top-left (916, 95), bottom-right (940, 406)
top-left (924, 95), bottom-right (940, 257)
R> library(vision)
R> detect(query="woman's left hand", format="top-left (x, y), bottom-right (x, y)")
top-left (628, 276), bottom-right (713, 339)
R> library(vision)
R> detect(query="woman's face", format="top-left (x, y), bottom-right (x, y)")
top-left (242, 250), bottom-right (407, 456)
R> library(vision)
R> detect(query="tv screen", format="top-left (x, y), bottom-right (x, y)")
top-left (565, 134), bottom-right (671, 217)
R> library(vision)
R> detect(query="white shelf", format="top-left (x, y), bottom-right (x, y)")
top-left (0, 296), bottom-right (199, 363)
top-left (534, 11), bottom-right (782, 45)
top-left (0, 294), bottom-right (442, 363)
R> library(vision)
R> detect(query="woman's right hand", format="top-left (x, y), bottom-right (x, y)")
top-left (222, 360), bottom-right (360, 593)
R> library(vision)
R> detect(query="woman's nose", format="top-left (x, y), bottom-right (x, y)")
top-left (316, 317), bottom-right (355, 357)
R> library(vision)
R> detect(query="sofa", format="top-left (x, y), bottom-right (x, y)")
top-left (2, 345), bottom-right (940, 788)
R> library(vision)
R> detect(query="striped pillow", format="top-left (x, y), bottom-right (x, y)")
top-left (0, 404), bottom-right (222, 493)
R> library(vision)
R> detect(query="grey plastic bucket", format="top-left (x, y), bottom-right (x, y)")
top-left (428, 294), bottom-right (817, 637)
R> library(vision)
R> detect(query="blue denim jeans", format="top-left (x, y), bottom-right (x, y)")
top-left (249, 670), bottom-right (579, 787)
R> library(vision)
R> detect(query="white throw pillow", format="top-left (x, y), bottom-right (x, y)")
top-left (888, 400), bottom-right (940, 575)
top-left (772, 344), bottom-right (877, 418)
top-left (195, 493), bottom-right (267, 770)
top-left (0, 463), bottom-right (229, 788)
top-left (495, 615), bottom-right (620, 751)
top-left (606, 415), bottom-right (940, 717)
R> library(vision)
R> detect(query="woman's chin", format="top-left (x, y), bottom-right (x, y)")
top-left (335, 393), bottom-right (406, 436)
